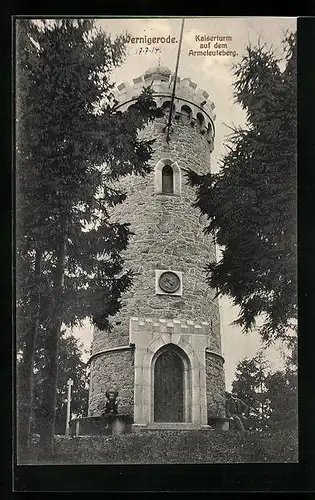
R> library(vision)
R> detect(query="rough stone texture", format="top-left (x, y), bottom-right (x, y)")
top-left (205, 353), bottom-right (226, 419)
top-left (89, 70), bottom-right (226, 420)
top-left (92, 115), bottom-right (221, 355)
top-left (88, 350), bottom-right (134, 417)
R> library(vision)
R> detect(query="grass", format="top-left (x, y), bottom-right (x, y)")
top-left (24, 428), bottom-right (298, 465)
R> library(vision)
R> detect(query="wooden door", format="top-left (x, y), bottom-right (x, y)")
top-left (154, 348), bottom-right (184, 422)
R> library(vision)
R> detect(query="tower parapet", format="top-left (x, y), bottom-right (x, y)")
top-left (114, 66), bottom-right (216, 151)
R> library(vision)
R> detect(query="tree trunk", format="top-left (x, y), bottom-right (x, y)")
top-left (17, 250), bottom-right (42, 461)
top-left (38, 215), bottom-right (68, 458)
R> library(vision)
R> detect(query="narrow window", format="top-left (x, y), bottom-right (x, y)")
top-left (197, 112), bottom-right (205, 127)
top-left (162, 165), bottom-right (174, 194)
top-left (181, 105), bottom-right (192, 122)
top-left (162, 101), bottom-right (171, 111)
top-left (197, 112), bottom-right (206, 134)
top-left (161, 101), bottom-right (175, 115)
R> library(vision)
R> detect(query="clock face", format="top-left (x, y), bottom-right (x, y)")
top-left (159, 271), bottom-right (180, 293)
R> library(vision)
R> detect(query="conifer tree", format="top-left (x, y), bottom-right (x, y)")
top-left (16, 19), bottom-right (159, 457)
top-left (187, 33), bottom-right (297, 342)
top-left (264, 369), bottom-right (298, 429)
top-left (32, 331), bottom-right (89, 436)
top-left (231, 353), bottom-right (270, 430)
top-left (231, 341), bottom-right (298, 432)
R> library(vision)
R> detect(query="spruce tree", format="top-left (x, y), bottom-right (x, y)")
top-left (16, 19), bottom-right (159, 457)
top-left (187, 33), bottom-right (297, 342)
top-left (232, 353), bottom-right (270, 430)
top-left (31, 331), bottom-right (89, 436)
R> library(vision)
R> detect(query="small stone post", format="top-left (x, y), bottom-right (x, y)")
top-left (65, 378), bottom-right (73, 438)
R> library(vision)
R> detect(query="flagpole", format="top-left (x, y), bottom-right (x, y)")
top-left (166, 18), bottom-right (185, 143)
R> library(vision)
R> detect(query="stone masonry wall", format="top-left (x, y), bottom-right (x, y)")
top-left (92, 115), bottom-right (221, 356)
top-left (206, 353), bottom-right (226, 420)
top-left (89, 104), bottom-right (225, 418)
top-left (88, 349), bottom-right (134, 417)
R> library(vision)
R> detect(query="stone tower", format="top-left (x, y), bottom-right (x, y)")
top-left (88, 66), bottom-right (226, 429)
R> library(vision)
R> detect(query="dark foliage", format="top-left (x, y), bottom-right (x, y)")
top-left (231, 345), bottom-right (297, 431)
top-left (186, 32), bottom-right (297, 342)
top-left (16, 18), bottom-right (159, 455)
top-left (27, 428), bottom-right (298, 464)
top-left (31, 331), bottom-right (89, 435)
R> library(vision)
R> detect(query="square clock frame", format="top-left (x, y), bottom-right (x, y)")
top-left (155, 269), bottom-right (183, 296)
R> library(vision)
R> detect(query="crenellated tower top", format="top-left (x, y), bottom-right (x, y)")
top-left (114, 66), bottom-right (216, 151)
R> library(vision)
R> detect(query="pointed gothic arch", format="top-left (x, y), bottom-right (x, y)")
top-left (130, 317), bottom-right (209, 427)
top-left (151, 343), bottom-right (192, 423)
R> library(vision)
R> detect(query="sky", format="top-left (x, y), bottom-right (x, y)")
top-left (69, 17), bottom-right (296, 390)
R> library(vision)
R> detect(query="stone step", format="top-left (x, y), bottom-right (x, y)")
top-left (132, 423), bottom-right (214, 432)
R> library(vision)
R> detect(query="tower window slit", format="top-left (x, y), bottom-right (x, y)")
top-left (162, 165), bottom-right (174, 194)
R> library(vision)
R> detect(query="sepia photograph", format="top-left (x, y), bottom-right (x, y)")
top-left (15, 16), bottom-right (297, 466)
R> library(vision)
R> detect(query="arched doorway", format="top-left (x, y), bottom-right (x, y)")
top-left (153, 345), bottom-right (190, 423)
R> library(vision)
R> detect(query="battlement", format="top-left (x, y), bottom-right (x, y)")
top-left (114, 66), bottom-right (216, 142)
top-left (129, 316), bottom-right (211, 337)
